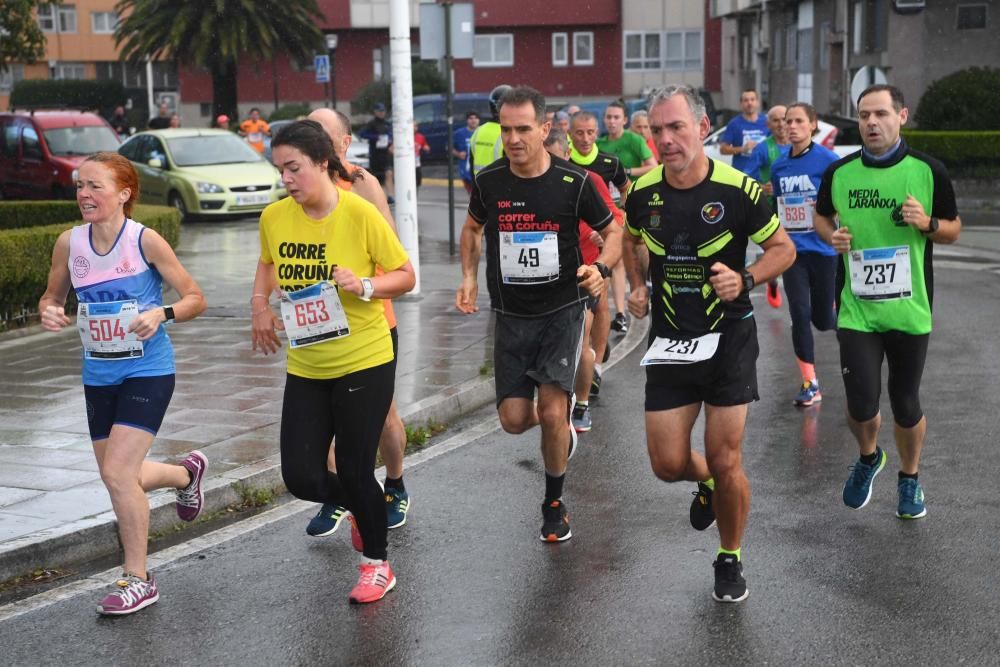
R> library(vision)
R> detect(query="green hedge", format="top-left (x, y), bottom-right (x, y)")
top-left (901, 130), bottom-right (1000, 167)
top-left (0, 201), bottom-right (83, 231)
top-left (0, 204), bottom-right (180, 329)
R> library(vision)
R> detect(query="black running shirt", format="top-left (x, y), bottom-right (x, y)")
top-left (469, 155), bottom-right (612, 317)
top-left (624, 160), bottom-right (779, 336)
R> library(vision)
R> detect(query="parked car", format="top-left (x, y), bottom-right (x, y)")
top-left (413, 93), bottom-right (493, 161)
top-left (704, 119), bottom-right (862, 167)
top-left (264, 118), bottom-right (369, 168)
top-left (0, 110), bottom-right (120, 200)
top-left (118, 128), bottom-right (285, 220)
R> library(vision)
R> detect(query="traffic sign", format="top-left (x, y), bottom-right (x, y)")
top-left (315, 55), bottom-right (330, 83)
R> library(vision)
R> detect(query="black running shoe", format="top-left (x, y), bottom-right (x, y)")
top-left (712, 554), bottom-right (748, 603)
top-left (611, 312), bottom-right (628, 333)
top-left (540, 499), bottom-right (572, 542)
top-left (590, 370), bottom-right (602, 399)
top-left (690, 481), bottom-right (716, 530)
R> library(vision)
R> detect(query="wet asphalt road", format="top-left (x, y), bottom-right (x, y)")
top-left (2, 262), bottom-right (999, 665)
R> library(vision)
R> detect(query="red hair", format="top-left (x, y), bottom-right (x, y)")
top-left (83, 151), bottom-right (141, 218)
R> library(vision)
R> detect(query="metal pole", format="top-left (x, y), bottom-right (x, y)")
top-left (445, 2), bottom-right (456, 256)
top-left (389, 0), bottom-right (420, 293)
top-left (331, 50), bottom-right (337, 109)
top-left (145, 59), bottom-right (154, 118)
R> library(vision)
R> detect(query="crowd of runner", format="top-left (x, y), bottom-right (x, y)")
top-left (40, 76), bottom-right (959, 613)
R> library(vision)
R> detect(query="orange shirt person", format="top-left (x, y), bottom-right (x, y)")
top-left (239, 107), bottom-right (271, 154)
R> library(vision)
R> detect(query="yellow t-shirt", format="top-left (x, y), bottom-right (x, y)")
top-left (259, 189), bottom-right (409, 380)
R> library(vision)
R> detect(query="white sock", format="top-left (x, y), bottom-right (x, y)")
top-left (594, 363), bottom-right (604, 374)
top-left (360, 556), bottom-right (384, 566)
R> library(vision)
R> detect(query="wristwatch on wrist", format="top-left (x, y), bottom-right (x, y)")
top-left (740, 269), bottom-right (755, 294)
top-left (360, 277), bottom-right (375, 301)
top-left (593, 262), bottom-right (611, 279)
top-left (163, 305), bottom-right (175, 322)
top-left (923, 216), bottom-right (939, 235)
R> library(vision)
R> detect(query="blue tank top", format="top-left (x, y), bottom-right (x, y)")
top-left (68, 219), bottom-right (175, 385)
top-left (771, 143), bottom-right (840, 256)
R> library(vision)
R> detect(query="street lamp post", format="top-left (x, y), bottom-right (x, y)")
top-left (325, 34), bottom-right (338, 109)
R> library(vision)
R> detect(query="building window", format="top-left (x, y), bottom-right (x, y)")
top-left (91, 11), bottom-right (118, 34)
top-left (853, 1), bottom-right (864, 54)
top-left (573, 32), bottom-right (594, 66)
top-left (957, 4), bottom-right (987, 29)
top-left (0, 65), bottom-right (24, 92)
top-left (664, 30), bottom-right (701, 70)
top-left (819, 22), bottom-right (831, 70)
top-left (624, 32), bottom-right (660, 70)
top-left (54, 62), bottom-right (86, 80)
top-left (373, 48), bottom-right (383, 79)
top-left (625, 30), bottom-right (701, 71)
top-left (552, 32), bottom-right (568, 66)
top-left (37, 4), bottom-right (56, 32)
top-left (474, 34), bottom-right (513, 67)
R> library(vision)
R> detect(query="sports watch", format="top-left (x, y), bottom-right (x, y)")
top-left (593, 262), bottom-right (611, 279)
top-left (923, 217), bottom-right (939, 235)
top-left (740, 269), bottom-right (755, 294)
top-left (163, 305), bottom-right (175, 322)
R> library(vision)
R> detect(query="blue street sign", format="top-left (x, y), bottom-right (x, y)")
top-left (315, 55), bottom-right (330, 83)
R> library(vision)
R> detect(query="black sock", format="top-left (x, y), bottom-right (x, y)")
top-left (385, 476), bottom-right (405, 492)
top-left (544, 473), bottom-right (564, 503)
top-left (898, 471), bottom-right (918, 481)
top-left (860, 451), bottom-right (879, 465)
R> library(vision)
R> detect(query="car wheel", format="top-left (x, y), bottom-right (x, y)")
top-left (168, 192), bottom-right (188, 220)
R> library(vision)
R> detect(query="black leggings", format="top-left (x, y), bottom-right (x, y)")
top-left (837, 328), bottom-right (928, 428)
top-left (783, 252), bottom-right (837, 363)
top-left (280, 361), bottom-right (395, 561)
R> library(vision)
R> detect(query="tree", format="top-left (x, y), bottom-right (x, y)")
top-left (113, 0), bottom-right (325, 122)
top-left (0, 0), bottom-right (53, 73)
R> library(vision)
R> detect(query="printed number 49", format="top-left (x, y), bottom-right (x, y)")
top-left (518, 248), bottom-right (540, 268)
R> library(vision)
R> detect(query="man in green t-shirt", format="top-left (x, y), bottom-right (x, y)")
top-left (599, 99), bottom-right (659, 335)
top-left (814, 84), bottom-right (961, 521)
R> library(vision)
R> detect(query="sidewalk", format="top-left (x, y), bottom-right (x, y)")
top-left (0, 231), bottom-right (648, 583)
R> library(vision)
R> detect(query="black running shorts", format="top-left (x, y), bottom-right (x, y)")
top-left (644, 316), bottom-right (760, 411)
top-left (493, 305), bottom-right (586, 405)
top-left (84, 374), bottom-right (176, 441)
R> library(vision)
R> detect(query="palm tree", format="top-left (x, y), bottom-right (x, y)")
top-left (114, 0), bottom-right (326, 122)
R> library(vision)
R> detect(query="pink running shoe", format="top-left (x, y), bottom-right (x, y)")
top-left (348, 515), bottom-right (364, 552)
top-left (97, 573), bottom-right (159, 615)
top-left (176, 450), bottom-right (208, 522)
top-left (349, 561), bottom-right (396, 604)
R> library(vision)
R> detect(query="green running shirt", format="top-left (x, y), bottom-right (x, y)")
top-left (815, 141), bottom-right (958, 335)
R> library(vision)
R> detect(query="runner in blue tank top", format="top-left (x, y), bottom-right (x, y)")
top-left (38, 152), bottom-right (207, 616)
top-left (770, 103), bottom-right (841, 407)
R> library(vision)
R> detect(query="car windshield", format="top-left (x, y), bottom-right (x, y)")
top-left (166, 134), bottom-right (263, 167)
top-left (43, 126), bottom-right (120, 156)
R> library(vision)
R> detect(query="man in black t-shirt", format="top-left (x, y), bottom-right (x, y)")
top-left (456, 86), bottom-right (621, 543)
top-left (359, 103), bottom-right (392, 186)
top-left (623, 85), bottom-right (794, 603)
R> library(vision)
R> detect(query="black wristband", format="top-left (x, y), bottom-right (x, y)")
top-left (740, 269), bottom-right (755, 293)
top-left (923, 217), bottom-right (939, 235)
top-left (593, 262), bottom-right (611, 279)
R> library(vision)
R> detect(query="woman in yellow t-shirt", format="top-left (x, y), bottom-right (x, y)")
top-left (250, 120), bottom-right (415, 604)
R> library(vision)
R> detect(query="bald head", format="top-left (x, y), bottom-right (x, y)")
top-left (308, 108), bottom-right (352, 160)
top-left (767, 104), bottom-right (788, 143)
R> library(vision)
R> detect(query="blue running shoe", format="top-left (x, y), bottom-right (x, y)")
top-left (385, 487), bottom-right (410, 529)
top-left (896, 478), bottom-right (927, 519)
top-left (572, 404), bottom-right (592, 433)
top-left (306, 503), bottom-right (350, 537)
top-left (843, 447), bottom-right (887, 509)
top-left (793, 381), bottom-right (821, 407)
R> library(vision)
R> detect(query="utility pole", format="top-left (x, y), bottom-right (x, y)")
top-left (444, 1), bottom-right (456, 255)
top-left (389, 0), bottom-right (420, 293)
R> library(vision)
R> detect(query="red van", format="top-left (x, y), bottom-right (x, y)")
top-left (0, 110), bottom-right (121, 200)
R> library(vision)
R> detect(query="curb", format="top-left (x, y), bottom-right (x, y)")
top-left (0, 313), bottom-right (648, 584)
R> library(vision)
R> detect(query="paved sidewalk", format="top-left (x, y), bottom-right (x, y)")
top-left (0, 231), bottom-right (647, 583)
